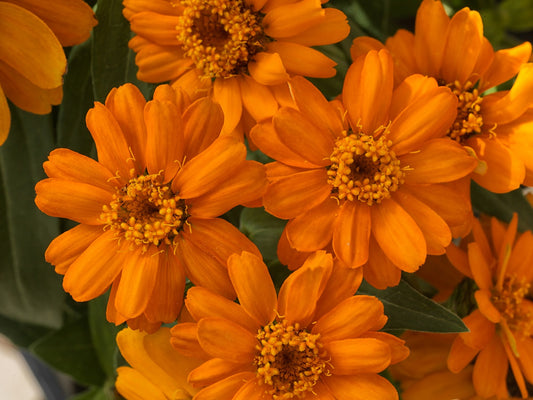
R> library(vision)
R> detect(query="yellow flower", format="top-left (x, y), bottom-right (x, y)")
top-left (254, 50), bottom-right (477, 288)
top-left (35, 83), bottom-right (266, 332)
top-left (351, 0), bottom-right (533, 193)
top-left (0, 0), bottom-right (97, 144)
top-left (170, 250), bottom-right (409, 399)
top-left (122, 0), bottom-right (349, 138)
top-left (116, 326), bottom-right (202, 399)
top-left (447, 214), bottom-right (533, 398)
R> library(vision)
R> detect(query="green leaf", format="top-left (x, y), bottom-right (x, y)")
top-left (30, 317), bottom-right (107, 387)
top-left (0, 314), bottom-right (51, 348)
top-left (357, 279), bottom-right (468, 333)
top-left (69, 383), bottom-right (116, 400)
top-left (91, 0), bottom-right (156, 102)
top-left (0, 107), bottom-right (64, 328)
top-left (239, 207), bottom-right (286, 262)
top-left (471, 182), bottom-right (533, 232)
top-left (57, 39), bottom-right (96, 156)
top-left (88, 294), bottom-right (121, 379)
top-left (499, 0), bottom-right (533, 32)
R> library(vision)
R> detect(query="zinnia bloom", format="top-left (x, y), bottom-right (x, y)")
top-left (35, 83), bottom-right (266, 332)
top-left (116, 326), bottom-right (203, 399)
top-left (351, 0), bottom-right (533, 193)
top-left (170, 250), bottom-right (409, 399)
top-left (253, 50), bottom-right (477, 288)
top-left (446, 214), bottom-right (533, 398)
top-left (122, 0), bottom-right (349, 137)
top-left (0, 0), bottom-right (97, 144)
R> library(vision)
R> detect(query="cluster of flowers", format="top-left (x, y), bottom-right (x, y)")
top-left (9, 0), bottom-right (533, 398)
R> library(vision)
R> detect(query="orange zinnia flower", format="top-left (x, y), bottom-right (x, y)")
top-left (351, 0), bottom-right (533, 193)
top-left (35, 83), bottom-right (266, 332)
top-left (116, 326), bottom-right (203, 400)
top-left (122, 0), bottom-right (349, 137)
top-left (253, 50), bottom-right (477, 288)
top-left (0, 0), bottom-right (97, 144)
top-left (170, 250), bottom-right (408, 399)
top-left (446, 214), bottom-right (533, 398)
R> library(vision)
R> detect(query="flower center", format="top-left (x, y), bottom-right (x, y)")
top-left (445, 80), bottom-right (484, 142)
top-left (176, 0), bottom-right (265, 79)
top-left (491, 275), bottom-right (533, 338)
top-left (254, 319), bottom-right (330, 399)
top-left (100, 173), bottom-right (188, 252)
top-left (327, 130), bottom-right (405, 206)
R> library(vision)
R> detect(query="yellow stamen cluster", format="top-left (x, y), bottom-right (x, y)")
top-left (254, 319), bottom-right (329, 399)
top-left (100, 173), bottom-right (187, 253)
top-left (492, 275), bottom-right (533, 338)
top-left (327, 130), bottom-right (404, 206)
top-left (446, 80), bottom-right (484, 142)
top-left (176, 0), bottom-right (265, 79)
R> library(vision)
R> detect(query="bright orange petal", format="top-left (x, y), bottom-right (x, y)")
top-left (169, 322), bottom-right (210, 359)
top-left (447, 335), bottom-right (480, 373)
top-left (468, 242), bottom-right (493, 290)
top-left (285, 7), bottom-right (349, 46)
top-left (212, 77), bottom-right (242, 134)
top-left (364, 235), bottom-right (402, 289)
top-left (197, 318), bottom-right (257, 363)
top-left (116, 367), bottom-right (166, 400)
top-left (267, 41), bottom-right (337, 78)
top-left (325, 338), bottom-right (391, 374)
top-left (371, 199), bottom-right (426, 272)
top-left (385, 29), bottom-right (417, 84)
top-left (188, 358), bottom-right (250, 387)
top-left (474, 289), bottom-right (501, 323)
top-left (262, 0), bottom-right (324, 38)
top-left (323, 374), bottom-right (399, 400)
top-left (227, 252), bottom-right (278, 326)
top-left (472, 335), bottom-right (508, 398)
top-left (332, 201), bottom-right (371, 268)
top-left (130, 11), bottom-right (180, 46)
top-left (248, 52), bottom-right (290, 86)
top-left (361, 331), bottom-right (409, 365)
top-left (193, 371), bottom-right (254, 400)
top-left (240, 74), bottom-right (279, 123)
top-left (459, 309), bottom-right (495, 350)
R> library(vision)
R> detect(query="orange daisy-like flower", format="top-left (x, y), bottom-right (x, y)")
top-left (170, 250), bottom-right (409, 400)
top-left (116, 326), bottom-right (203, 399)
top-left (0, 0), bottom-right (97, 144)
top-left (35, 83), bottom-right (266, 332)
top-left (122, 0), bottom-right (349, 136)
top-left (446, 214), bottom-right (533, 398)
top-left (351, 0), bottom-right (533, 193)
top-left (253, 50), bottom-right (477, 288)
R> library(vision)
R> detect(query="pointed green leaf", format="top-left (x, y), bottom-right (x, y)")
top-left (357, 279), bottom-right (468, 333)
top-left (239, 207), bottom-right (286, 262)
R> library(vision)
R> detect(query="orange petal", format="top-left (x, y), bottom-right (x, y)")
top-left (273, 107), bottom-right (334, 167)
top-left (445, 243), bottom-right (472, 278)
top-left (248, 52), bottom-right (290, 86)
top-left (188, 358), bottom-right (250, 387)
top-left (122, 0), bottom-right (181, 20)
top-left (440, 8), bottom-right (483, 84)
top-left (173, 136), bottom-right (245, 199)
top-left (193, 371), bottom-right (254, 400)
top-left (516, 336), bottom-right (533, 384)
top-left (130, 11), bottom-right (180, 46)
top-left (240, 74), bottom-right (279, 123)
top-left (263, 169), bottom-right (331, 219)
top-left (402, 139), bottom-right (477, 184)
top-left (468, 243), bottom-right (493, 290)
top-left (393, 190), bottom-right (451, 255)
top-left (45, 224), bottom-right (103, 275)
top-left (323, 374), bottom-right (399, 400)
top-left (447, 335), bottom-right (480, 373)
top-left (262, 0), bottom-right (324, 38)
top-left (169, 322), bottom-right (210, 359)
top-left (364, 235), bottom-right (402, 289)
top-left (474, 289), bottom-right (501, 323)
top-left (385, 29), bottom-right (417, 84)
top-left (177, 235), bottom-right (235, 299)
top-left (197, 318), bottom-right (256, 363)
top-left (233, 379), bottom-right (265, 400)
top-left (35, 179), bottom-right (112, 225)
top-left (459, 309), bottom-right (495, 350)
top-left (332, 201), bottom-right (371, 268)
top-left (278, 251), bottom-right (333, 326)
top-left (472, 335), bottom-right (508, 398)
top-left (325, 338), bottom-right (391, 374)
top-left (105, 84), bottom-right (147, 173)
top-left (0, 84), bottom-right (9, 145)
top-left (185, 287), bottom-right (259, 334)
top-left (212, 77), bottom-right (242, 134)
top-left (227, 252), bottom-right (278, 326)
top-left (284, 7), bottom-right (349, 46)
top-left (507, 231), bottom-right (533, 281)
top-left (267, 41), bottom-right (337, 78)
top-left (285, 197), bottom-right (338, 252)
top-left (0, 2), bottom-right (65, 88)
top-left (116, 367), bottom-right (166, 400)
top-left (62, 230), bottom-right (125, 302)
top-left (350, 36), bottom-right (385, 60)
top-left (361, 331), bottom-right (409, 365)
top-left (144, 99), bottom-right (184, 181)
top-left (371, 199), bottom-right (426, 272)
top-left (86, 103), bottom-right (134, 185)
top-left (313, 295), bottom-right (386, 342)
top-left (191, 160), bottom-right (266, 218)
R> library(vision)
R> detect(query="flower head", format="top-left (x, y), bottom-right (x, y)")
top-left (351, 0), bottom-right (533, 193)
top-left (116, 326), bottom-right (202, 399)
top-left (253, 50), bottom-right (477, 288)
top-left (170, 250), bottom-right (408, 399)
top-left (35, 83), bottom-right (266, 332)
top-left (0, 0), bottom-right (97, 144)
top-left (447, 214), bottom-right (533, 398)
top-left (122, 0), bottom-right (349, 137)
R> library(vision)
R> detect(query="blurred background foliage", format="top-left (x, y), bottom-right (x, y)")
top-left (0, 0), bottom-right (532, 398)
